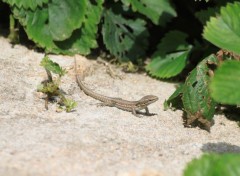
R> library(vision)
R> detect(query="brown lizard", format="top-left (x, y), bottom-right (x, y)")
top-left (75, 58), bottom-right (158, 117)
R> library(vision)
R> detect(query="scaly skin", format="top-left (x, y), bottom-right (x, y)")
top-left (75, 58), bottom-right (158, 116)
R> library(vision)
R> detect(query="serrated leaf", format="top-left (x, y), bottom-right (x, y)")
top-left (2, 0), bottom-right (48, 10)
top-left (164, 84), bottom-right (183, 110)
top-left (121, 0), bottom-right (176, 25)
top-left (13, 0), bottom-right (100, 54)
top-left (203, 2), bottom-right (240, 54)
top-left (11, 0), bottom-right (87, 41)
top-left (13, 6), bottom-right (60, 53)
top-left (210, 60), bottom-right (240, 105)
top-left (182, 55), bottom-right (218, 130)
top-left (102, 9), bottom-right (149, 61)
top-left (40, 56), bottom-right (66, 76)
top-left (146, 31), bottom-right (191, 78)
top-left (184, 154), bottom-right (240, 176)
top-left (195, 7), bottom-right (219, 25)
top-left (55, 0), bottom-right (103, 55)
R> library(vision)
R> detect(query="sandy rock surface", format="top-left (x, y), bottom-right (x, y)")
top-left (0, 37), bottom-right (239, 176)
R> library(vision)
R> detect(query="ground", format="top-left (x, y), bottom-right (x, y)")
top-left (0, 37), bottom-right (239, 176)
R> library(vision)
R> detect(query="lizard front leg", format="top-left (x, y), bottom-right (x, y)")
top-left (145, 107), bottom-right (156, 116)
top-left (145, 107), bottom-right (149, 114)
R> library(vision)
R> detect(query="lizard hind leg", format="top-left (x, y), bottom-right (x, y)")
top-left (132, 108), bottom-right (142, 118)
top-left (145, 107), bottom-right (150, 114)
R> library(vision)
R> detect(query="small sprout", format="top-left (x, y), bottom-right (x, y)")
top-left (40, 55), bottom-right (67, 77)
top-left (63, 98), bottom-right (78, 112)
top-left (38, 55), bottom-right (76, 112)
top-left (40, 80), bottom-right (60, 94)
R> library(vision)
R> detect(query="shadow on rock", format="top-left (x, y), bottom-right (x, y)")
top-left (201, 142), bottom-right (240, 153)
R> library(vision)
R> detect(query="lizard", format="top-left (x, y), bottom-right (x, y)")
top-left (74, 58), bottom-right (159, 117)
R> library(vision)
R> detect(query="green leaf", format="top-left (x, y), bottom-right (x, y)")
top-left (164, 84), bottom-right (183, 110)
top-left (164, 54), bottom-right (219, 130)
top-left (203, 2), bottom-right (240, 54)
top-left (40, 56), bottom-right (66, 76)
top-left (210, 60), bottom-right (240, 105)
top-left (48, 0), bottom-right (86, 41)
top-left (182, 54), bottom-right (218, 130)
top-left (11, 0), bottom-right (102, 55)
top-left (195, 7), bottom-right (219, 25)
top-left (102, 9), bottom-right (149, 61)
top-left (184, 154), bottom-right (240, 176)
top-left (55, 0), bottom-right (103, 55)
top-left (12, 0), bottom-right (87, 53)
top-left (121, 0), bottom-right (176, 25)
top-left (147, 51), bottom-right (190, 78)
top-left (13, 7), bottom-right (59, 53)
top-left (146, 31), bottom-right (191, 78)
top-left (11, 0), bottom-right (87, 41)
top-left (2, 0), bottom-right (48, 10)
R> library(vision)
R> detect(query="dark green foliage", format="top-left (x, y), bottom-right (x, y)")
top-left (121, 0), bottom-right (176, 26)
top-left (102, 9), bottom-right (148, 62)
top-left (162, 1), bottom-right (240, 130)
top-left (164, 84), bottom-right (183, 110)
top-left (54, 0), bottom-right (104, 54)
top-left (5, 0), bottom-right (103, 54)
top-left (2, 0), bottom-right (177, 60)
top-left (2, 0), bottom-right (48, 10)
top-left (195, 7), bottom-right (219, 25)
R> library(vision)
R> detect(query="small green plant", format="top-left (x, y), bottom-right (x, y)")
top-left (37, 55), bottom-right (77, 112)
top-left (184, 153), bottom-right (240, 176)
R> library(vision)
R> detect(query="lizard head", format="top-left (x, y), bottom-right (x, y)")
top-left (137, 95), bottom-right (158, 107)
